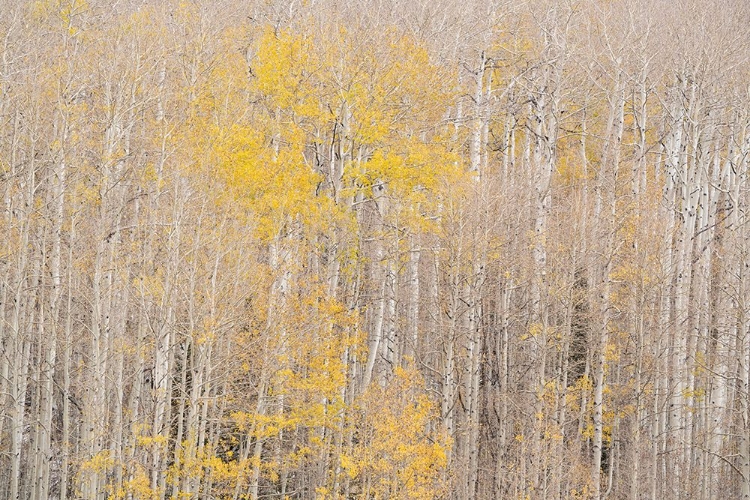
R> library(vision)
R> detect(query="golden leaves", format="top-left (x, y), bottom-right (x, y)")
top-left (342, 366), bottom-right (449, 500)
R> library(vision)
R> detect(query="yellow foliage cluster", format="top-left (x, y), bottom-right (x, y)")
top-left (340, 367), bottom-right (449, 500)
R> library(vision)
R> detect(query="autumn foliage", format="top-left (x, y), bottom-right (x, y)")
top-left (1, 1), bottom-right (749, 500)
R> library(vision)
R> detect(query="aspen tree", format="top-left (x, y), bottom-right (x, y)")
top-left (1, 1), bottom-right (749, 498)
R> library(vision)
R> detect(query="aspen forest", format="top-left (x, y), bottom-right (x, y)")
top-left (2, 0), bottom-right (750, 499)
